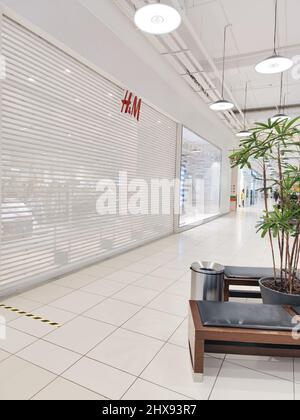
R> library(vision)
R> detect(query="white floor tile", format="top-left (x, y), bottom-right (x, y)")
top-left (168, 319), bottom-right (188, 348)
top-left (101, 270), bottom-right (144, 285)
top-left (295, 383), bottom-right (300, 400)
top-left (17, 340), bottom-right (81, 375)
top-left (0, 327), bottom-right (36, 353)
top-left (294, 359), bottom-right (300, 384)
top-left (138, 257), bottom-right (166, 270)
top-left (120, 250), bottom-right (148, 263)
top-left (19, 284), bottom-right (71, 304)
top-left (164, 259), bottom-right (192, 271)
top-left (88, 329), bottom-right (164, 376)
top-left (0, 297), bottom-right (41, 322)
top-left (78, 265), bottom-right (116, 278)
top-left (141, 344), bottom-right (222, 400)
top-left (9, 316), bottom-right (58, 339)
top-left (225, 355), bottom-right (294, 382)
top-left (84, 298), bottom-right (141, 326)
top-left (28, 305), bottom-right (77, 325)
top-left (82, 278), bottom-right (126, 297)
top-left (166, 281), bottom-right (191, 298)
top-left (147, 293), bottom-right (188, 317)
top-left (179, 272), bottom-right (192, 283)
top-left (100, 257), bottom-right (133, 270)
top-left (63, 357), bottom-right (136, 400)
top-left (123, 308), bottom-right (184, 341)
top-left (206, 353), bottom-right (226, 360)
top-left (150, 267), bottom-right (188, 281)
top-left (54, 272), bottom-right (96, 289)
top-left (7, 301), bottom-right (76, 339)
top-left (210, 361), bottom-right (294, 400)
top-left (125, 262), bottom-right (157, 275)
top-left (0, 356), bottom-right (56, 400)
top-left (50, 290), bottom-right (105, 315)
top-left (0, 349), bottom-right (11, 363)
top-left (1, 208), bottom-right (292, 400)
top-left (113, 286), bottom-right (159, 306)
top-left (0, 307), bottom-right (21, 323)
top-left (45, 316), bottom-right (116, 354)
top-left (134, 275), bottom-right (175, 292)
top-left (32, 377), bottom-right (106, 400)
top-left (122, 379), bottom-right (192, 400)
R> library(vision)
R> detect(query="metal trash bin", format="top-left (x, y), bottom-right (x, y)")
top-left (190, 262), bottom-right (225, 302)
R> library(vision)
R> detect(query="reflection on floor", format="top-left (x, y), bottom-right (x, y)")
top-left (179, 212), bottom-right (220, 228)
top-left (0, 208), bottom-right (298, 400)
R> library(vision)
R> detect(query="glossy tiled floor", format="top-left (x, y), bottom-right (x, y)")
top-left (0, 207), bottom-right (298, 400)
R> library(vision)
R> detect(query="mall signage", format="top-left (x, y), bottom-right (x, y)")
top-left (121, 90), bottom-right (142, 122)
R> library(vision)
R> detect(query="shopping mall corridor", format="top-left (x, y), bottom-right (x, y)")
top-left (0, 208), bottom-right (298, 400)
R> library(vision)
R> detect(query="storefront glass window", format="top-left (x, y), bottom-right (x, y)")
top-left (179, 127), bottom-right (222, 227)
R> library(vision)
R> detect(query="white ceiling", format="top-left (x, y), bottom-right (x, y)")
top-left (98, 0), bottom-right (300, 130)
top-left (183, 0), bottom-right (300, 124)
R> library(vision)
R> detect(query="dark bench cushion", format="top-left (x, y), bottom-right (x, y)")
top-left (224, 266), bottom-right (274, 279)
top-left (198, 301), bottom-right (294, 331)
top-left (224, 266), bottom-right (300, 280)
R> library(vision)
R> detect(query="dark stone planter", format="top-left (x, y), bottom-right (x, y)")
top-left (259, 277), bottom-right (300, 306)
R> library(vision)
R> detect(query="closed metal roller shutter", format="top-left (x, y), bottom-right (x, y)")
top-left (0, 15), bottom-right (177, 294)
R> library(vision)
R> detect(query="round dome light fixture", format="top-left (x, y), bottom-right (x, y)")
top-left (210, 99), bottom-right (234, 111)
top-left (255, 55), bottom-right (294, 74)
top-left (134, 4), bottom-right (182, 35)
top-left (255, 1), bottom-right (294, 74)
top-left (236, 130), bottom-right (252, 138)
top-left (271, 113), bottom-right (291, 123)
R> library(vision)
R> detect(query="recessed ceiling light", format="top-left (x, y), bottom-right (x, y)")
top-left (134, 3), bottom-right (181, 35)
top-left (28, 77), bottom-right (35, 82)
top-left (65, 69), bottom-right (72, 74)
top-left (210, 99), bottom-right (234, 111)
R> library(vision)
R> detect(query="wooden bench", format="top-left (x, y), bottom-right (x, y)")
top-left (189, 300), bottom-right (300, 382)
top-left (223, 266), bottom-right (274, 301)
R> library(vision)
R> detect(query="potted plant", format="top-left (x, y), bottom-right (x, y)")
top-left (230, 117), bottom-right (300, 305)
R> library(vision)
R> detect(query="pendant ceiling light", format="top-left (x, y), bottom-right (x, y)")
top-left (271, 74), bottom-right (291, 122)
top-left (134, 3), bottom-right (181, 35)
top-left (210, 25), bottom-right (234, 111)
top-left (256, 0), bottom-right (293, 74)
top-left (236, 83), bottom-right (251, 137)
top-left (271, 112), bottom-right (290, 122)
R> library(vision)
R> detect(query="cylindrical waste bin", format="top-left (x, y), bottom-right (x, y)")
top-left (190, 261), bottom-right (225, 301)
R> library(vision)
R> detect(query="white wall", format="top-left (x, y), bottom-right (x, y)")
top-left (1, 0), bottom-right (236, 213)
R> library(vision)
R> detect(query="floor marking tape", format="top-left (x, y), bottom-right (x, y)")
top-left (0, 304), bottom-right (61, 327)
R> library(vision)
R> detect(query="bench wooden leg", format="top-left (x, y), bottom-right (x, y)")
top-left (189, 338), bottom-right (204, 382)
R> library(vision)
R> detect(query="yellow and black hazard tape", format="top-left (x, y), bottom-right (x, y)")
top-left (0, 304), bottom-right (61, 328)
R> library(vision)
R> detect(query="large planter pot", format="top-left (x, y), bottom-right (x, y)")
top-left (259, 277), bottom-right (300, 306)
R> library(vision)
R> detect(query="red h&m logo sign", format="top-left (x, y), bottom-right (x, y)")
top-left (121, 90), bottom-right (142, 122)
